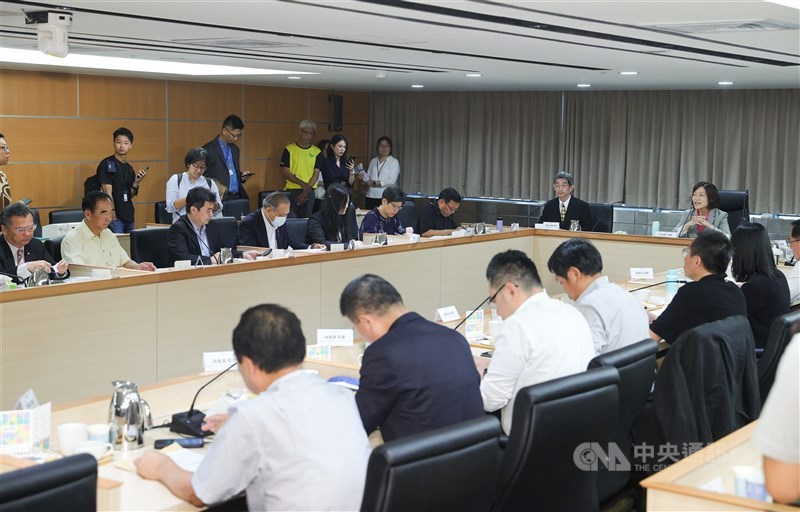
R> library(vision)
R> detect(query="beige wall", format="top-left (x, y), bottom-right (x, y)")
top-left (0, 69), bottom-right (370, 226)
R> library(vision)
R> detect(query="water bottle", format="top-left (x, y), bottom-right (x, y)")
top-left (496, 217), bottom-right (503, 232)
top-left (651, 221), bottom-right (660, 236)
top-left (665, 269), bottom-right (679, 303)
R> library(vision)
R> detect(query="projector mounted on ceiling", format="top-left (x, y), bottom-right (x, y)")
top-left (24, 10), bottom-right (73, 58)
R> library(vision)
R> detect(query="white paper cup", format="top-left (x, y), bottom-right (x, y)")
top-left (74, 440), bottom-right (114, 460)
top-left (405, 227), bottom-right (414, 235)
top-left (58, 423), bottom-right (89, 456)
top-left (88, 423), bottom-right (110, 443)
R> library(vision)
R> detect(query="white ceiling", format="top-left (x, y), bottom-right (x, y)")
top-left (1, 0), bottom-right (798, 91)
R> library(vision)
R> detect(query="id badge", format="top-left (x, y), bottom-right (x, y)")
top-left (123, 193), bottom-right (128, 202)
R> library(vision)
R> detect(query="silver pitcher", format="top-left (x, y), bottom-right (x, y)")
top-left (109, 381), bottom-right (153, 451)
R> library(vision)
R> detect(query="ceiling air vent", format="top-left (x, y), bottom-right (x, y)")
top-left (642, 18), bottom-right (799, 34)
top-left (172, 38), bottom-right (306, 49)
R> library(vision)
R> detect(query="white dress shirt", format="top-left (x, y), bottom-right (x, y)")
top-left (480, 291), bottom-right (595, 434)
top-left (576, 276), bottom-right (651, 355)
top-left (788, 262), bottom-right (799, 307)
top-left (192, 370), bottom-right (371, 511)
top-left (5, 240), bottom-right (31, 280)
top-left (364, 155), bottom-right (401, 199)
top-left (260, 208), bottom-right (278, 250)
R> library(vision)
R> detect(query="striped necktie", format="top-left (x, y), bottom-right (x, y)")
top-left (560, 202), bottom-right (566, 222)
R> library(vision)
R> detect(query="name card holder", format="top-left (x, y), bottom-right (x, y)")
top-left (435, 306), bottom-right (460, 323)
top-left (630, 267), bottom-right (655, 280)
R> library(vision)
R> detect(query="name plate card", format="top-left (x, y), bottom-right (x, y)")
top-left (203, 351), bottom-right (237, 372)
top-left (434, 306), bottom-right (460, 323)
top-left (464, 309), bottom-right (485, 341)
top-left (655, 231), bottom-right (678, 238)
top-left (630, 267), bottom-right (655, 280)
top-left (535, 222), bottom-right (560, 230)
top-left (317, 329), bottom-right (354, 346)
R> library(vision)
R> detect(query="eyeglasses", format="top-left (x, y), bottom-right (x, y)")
top-left (0, 145), bottom-right (9, 153)
top-left (13, 224), bottom-right (37, 234)
top-left (787, 238), bottom-right (800, 245)
top-left (191, 163), bottom-right (207, 172)
top-left (387, 202), bottom-right (403, 211)
top-left (224, 127), bottom-right (242, 139)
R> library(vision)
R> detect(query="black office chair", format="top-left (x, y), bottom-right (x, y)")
top-left (758, 310), bottom-right (800, 405)
top-left (215, 217), bottom-right (239, 250)
top-left (30, 208), bottom-right (42, 238)
top-left (44, 235), bottom-right (65, 262)
top-left (0, 453), bottom-right (97, 512)
top-left (48, 209), bottom-right (84, 224)
top-left (718, 189), bottom-right (749, 234)
top-left (396, 201), bottom-right (417, 233)
top-left (493, 366), bottom-right (620, 512)
top-left (587, 203), bottom-right (614, 233)
top-left (154, 201), bottom-right (172, 224)
top-left (222, 198), bottom-right (251, 220)
top-left (588, 339), bottom-right (658, 503)
top-left (257, 190), bottom-right (289, 208)
top-left (130, 227), bottom-right (172, 268)
top-left (360, 415), bottom-right (502, 512)
top-left (285, 218), bottom-right (308, 246)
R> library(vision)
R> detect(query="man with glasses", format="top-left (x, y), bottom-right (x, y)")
top-left (237, 191), bottom-right (323, 250)
top-left (649, 230), bottom-right (746, 343)
top-left (481, 250), bottom-right (593, 434)
top-left (97, 127), bottom-right (148, 233)
top-left (339, 274), bottom-right (484, 442)
top-left (417, 187), bottom-right (464, 237)
top-left (62, 191), bottom-right (156, 271)
top-left (1, 203), bottom-right (68, 284)
top-left (539, 171), bottom-right (593, 231)
top-left (0, 133), bottom-right (11, 209)
top-left (203, 115), bottom-right (252, 201)
top-left (787, 220), bottom-right (800, 308)
top-left (280, 119), bottom-right (323, 218)
top-left (359, 186), bottom-right (406, 238)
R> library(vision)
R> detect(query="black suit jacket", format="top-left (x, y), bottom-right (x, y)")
top-left (0, 236), bottom-right (67, 284)
top-left (355, 312), bottom-right (485, 442)
top-left (307, 205), bottom-right (359, 249)
top-left (202, 137), bottom-right (248, 200)
top-left (539, 196), bottom-right (593, 231)
top-left (168, 216), bottom-right (241, 265)
top-left (237, 211), bottom-right (308, 250)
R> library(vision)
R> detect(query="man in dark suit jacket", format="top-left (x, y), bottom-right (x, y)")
top-left (539, 171), bottom-right (593, 231)
top-left (340, 274), bottom-right (485, 442)
top-left (1, 203), bottom-right (68, 284)
top-left (202, 115), bottom-right (252, 201)
top-left (237, 191), bottom-right (322, 250)
top-left (168, 188), bottom-right (259, 265)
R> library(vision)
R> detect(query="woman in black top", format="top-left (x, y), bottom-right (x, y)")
top-left (307, 183), bottom-right (358, 250)
top-left (320, 134), bottom-right (356, 190)
top-left (731, 222), bottom-right (790, 349)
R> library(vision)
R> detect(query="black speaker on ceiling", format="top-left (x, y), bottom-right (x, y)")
top-left (329, 94), bottom-right (343, 131)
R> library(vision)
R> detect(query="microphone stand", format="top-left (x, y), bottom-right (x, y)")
top-left (170, 361), bottom-right (237, 437)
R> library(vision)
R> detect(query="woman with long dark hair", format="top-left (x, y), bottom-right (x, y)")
top-left (320, 134), bottom-right (356, 190)
top-left (731, 222), bottom-right (790, 348)
top-left (307, 183), bottom-right (358, 249)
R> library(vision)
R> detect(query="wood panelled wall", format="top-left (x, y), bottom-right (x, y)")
top-left (0, 70), bottom-right (370, 226)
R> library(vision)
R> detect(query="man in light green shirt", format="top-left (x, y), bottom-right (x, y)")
top-left (62, 191), bottom-right (156, 271)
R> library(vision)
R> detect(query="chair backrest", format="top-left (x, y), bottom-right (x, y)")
top-left (588, 203), bottom-right (614, 233)
top-left (285, 218), bottom-right (308, 245)
top-left (717, 189), bottom-right (749, 234)
top-left (360, 415), bottom-right (502, 512)
top-left (214, 217), bottom-right (239, 250)
top-left (0, 453), bottom-right (97, 512)
top-left (396, 201), bottom-right (417, 233)
top-left (48, 209), bottom-right (84, 225)
top-left (30, 208), bottom-right (42, 237)
top-left (222, 198), bottom-right (251, 220)
top-left (44, 235), bottom-right (65, 262)
top-left (130, 227), bottom-right (172, 268)
top-left (154, 201), bottom-right (172, 224)
top-left (588, 339), bottom-right (658, 502)
top-left (494, 366), bottom-right (620, 512)
top-left (758, 310), bottom-right (800, 405)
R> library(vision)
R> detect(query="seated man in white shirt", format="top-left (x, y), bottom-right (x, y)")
top-left (135, 303), bottom-right (372, 511)
top-left (547, 238), bottom-right (650, 355)
top-left (480, 249), bottom-right (594, 434)
top-left (61, 191), bottom-right (156, 271)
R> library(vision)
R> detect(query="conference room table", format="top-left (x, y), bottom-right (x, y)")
top-left (0, 227), bottom-right (690, 409)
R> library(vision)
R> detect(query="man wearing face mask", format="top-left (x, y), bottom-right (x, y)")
top-left (237, 192), bottom-right (324, 250)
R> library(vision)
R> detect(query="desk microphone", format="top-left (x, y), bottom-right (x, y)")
top-left (170, 361), bottom-right (237, 437)
top-left (180, 214), bottom-right (214, 265)
top-left (589, 201), bottom-right (624, 233)
top-left (676, 207), bottom-right (695, 237)
top-left (452, 294), bottom-right (493, 331)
